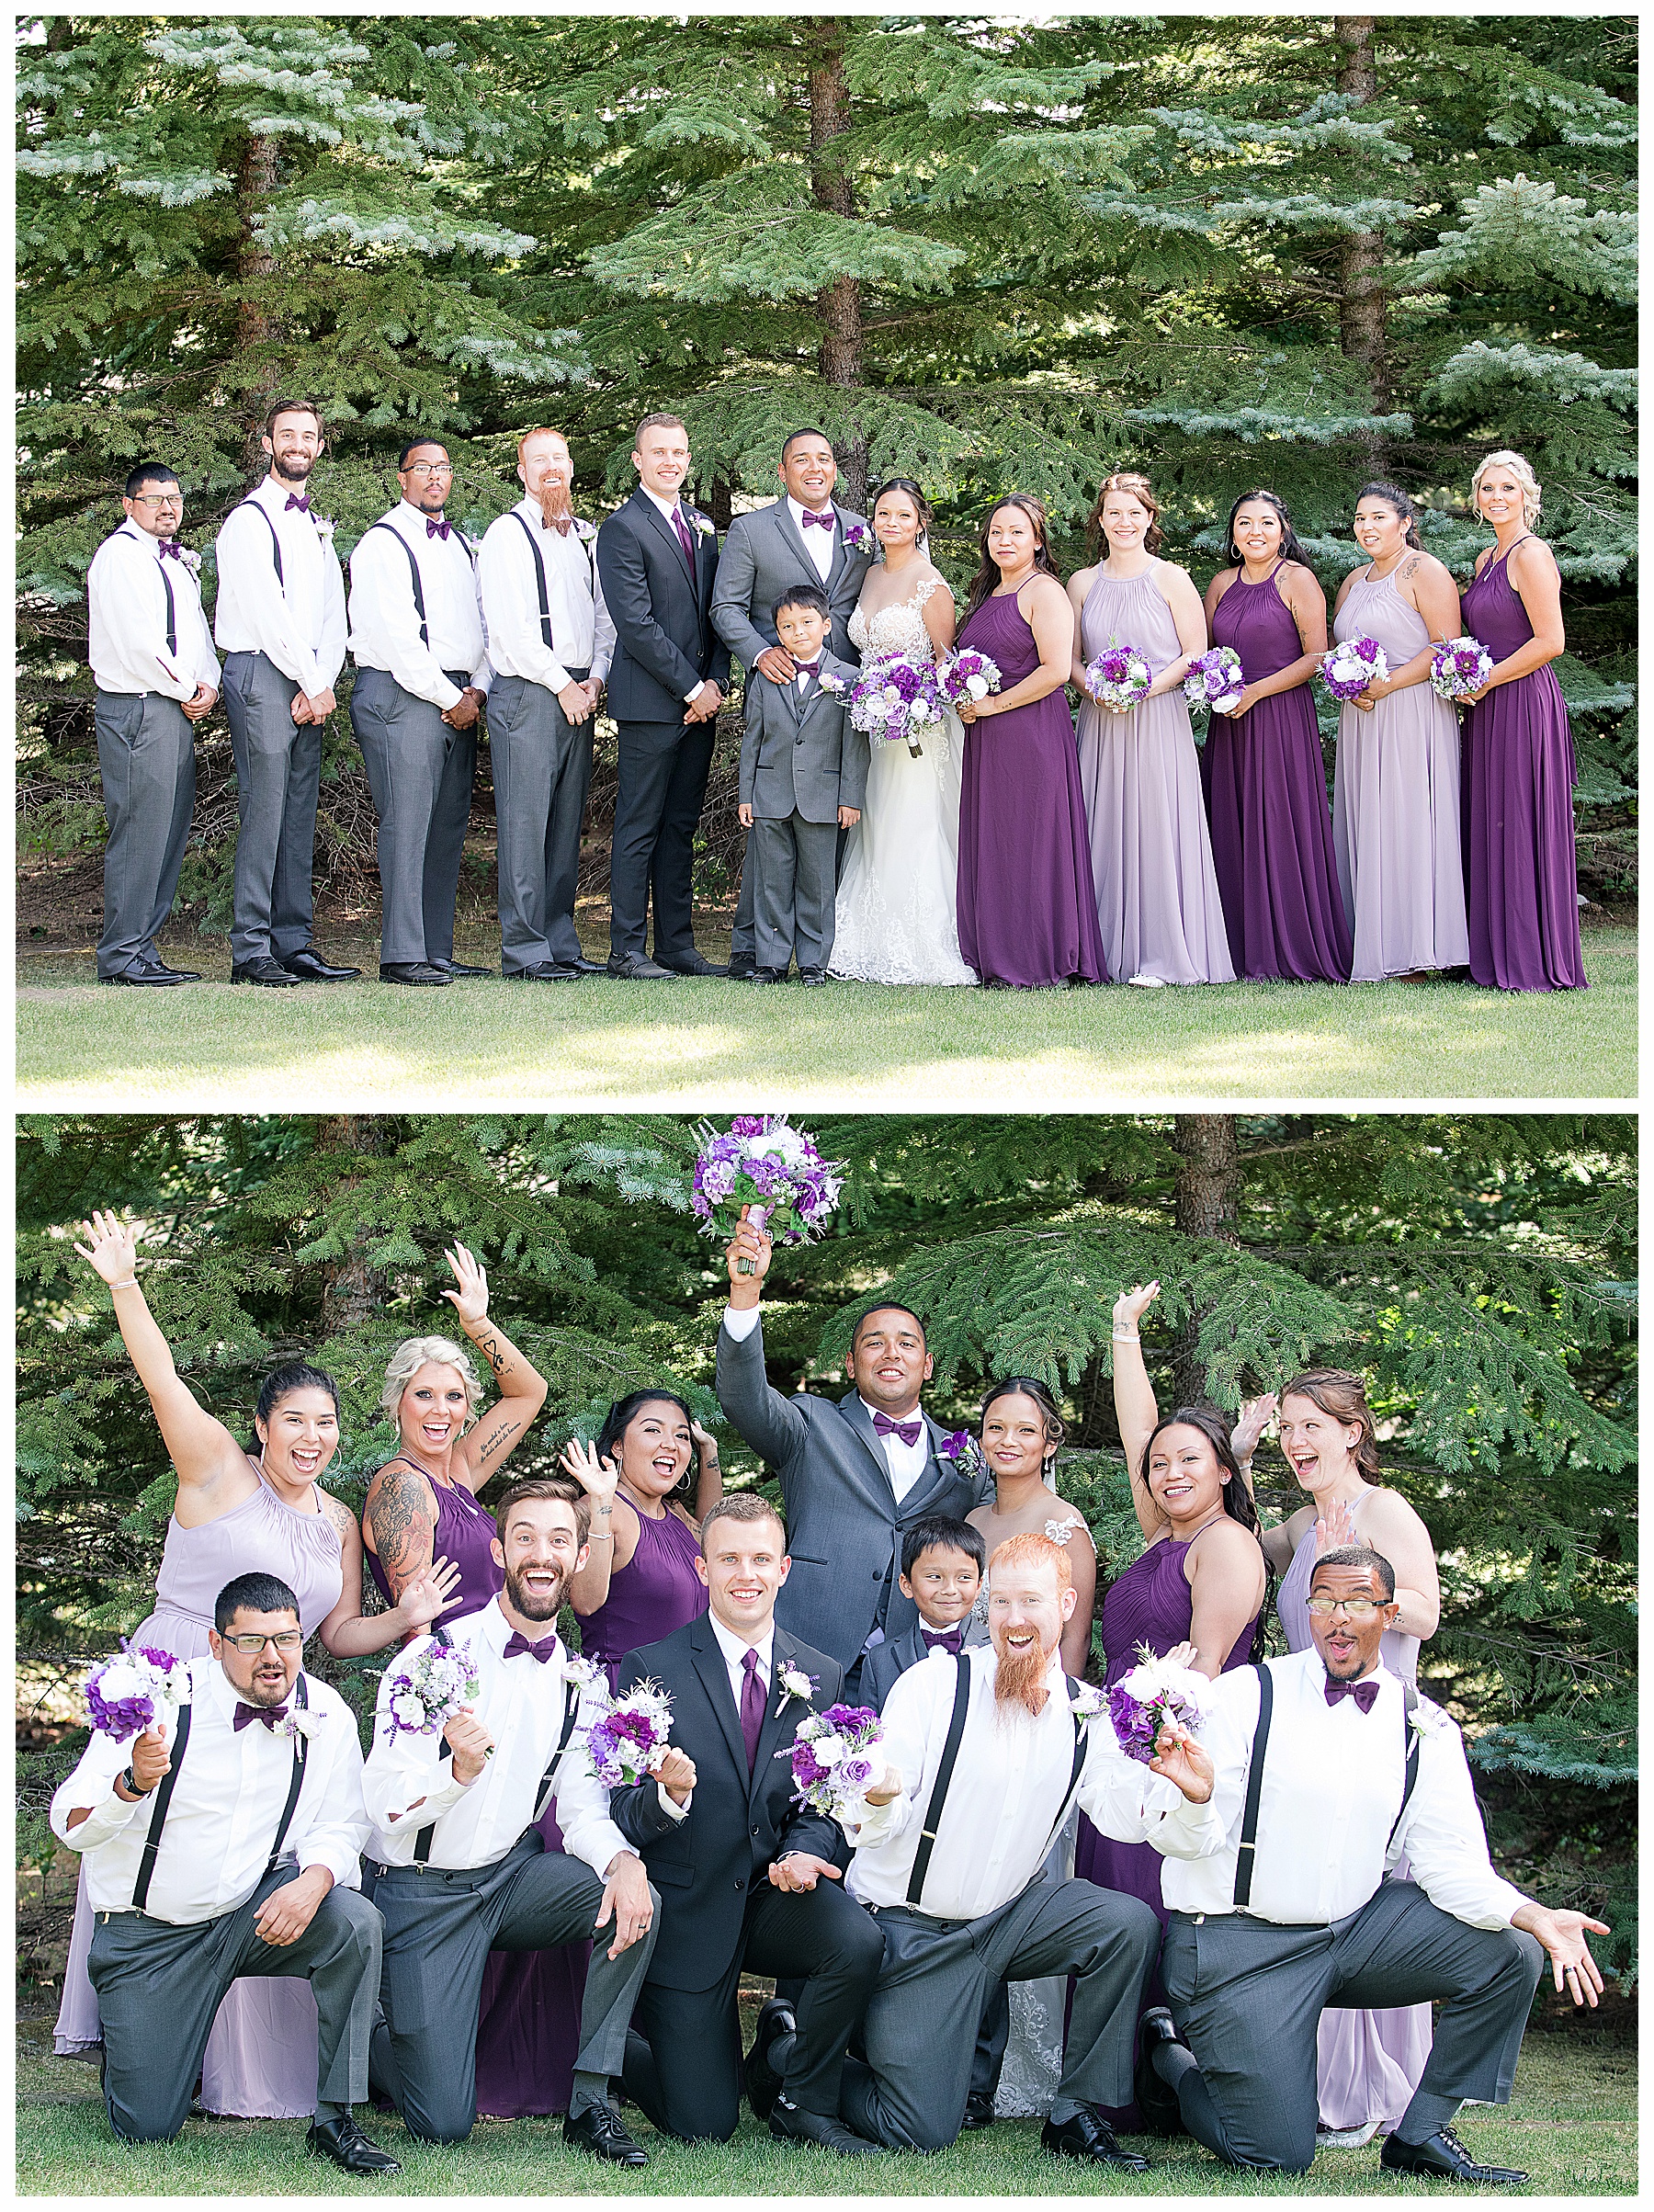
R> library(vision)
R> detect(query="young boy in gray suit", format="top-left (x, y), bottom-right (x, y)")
top-left (737, 583), bottom-right (867, 985)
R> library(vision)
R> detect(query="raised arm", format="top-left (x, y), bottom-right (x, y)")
top-left (440, 1243), bottom-right (549, 1492)
top-left (323, 1479), bottom-right (463, 1657)
top-left (1113, 1283), bottom-right (1168, 1539)
top-left (689, 1414), bottom-right (725, 1521)
top-left (561, 1437), bottom-right (640, 1616)
top-left (716, 1210), bottom-right (810, 1463)
top-left (1358, 1487), bottom-right (1442, 1642)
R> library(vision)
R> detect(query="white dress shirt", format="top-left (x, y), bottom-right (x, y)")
top-left (708, 1614), bottom-right (775, 1714)
top-left (50, 1658), bottom-right (368, 1924)
top-left (787, 496), bottom-right (837, 582)
top-left (843, 1644), bottom-right (1220, 1919)
top-left (86, 523), bottom-right (221, 700)
top-left (346, 501), bottom-right (491, 712)
top-left (479, 498), bottom-right (615, 693)
top-left (721, 1303), bottom-right (928, 1502)
top-left (212, 475), bottom-right (346, 697)
top-left (362, 1598), bottom-right (636, 1874)
top-left (1150, 1646), bottom-right (1527, 1930)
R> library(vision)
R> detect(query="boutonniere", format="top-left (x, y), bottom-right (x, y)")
top-left (938, 1430), bottom-right (984, 1483)
top-left (818, 670), bottom-right (849, 697)
top-left (564, 1653), bottom-right (608, 1700)
top-left (176, 546), bottom-right (203, 579)
top-left (574, 517), bottom-right (598, 543)
top-left (272, 1705), bottom-right (325, 1742)
top-left (312, 515), bottom-right (336, 546)
top-left (840, 516), bottom-right (874, 556)
top-left (1409, 1698), bottom-right (1449, 1740)
top-left (776, 1662), bottom-right (819, 1713)
top-left (690, 512), bottom-right (717, 539)
top-left (1070, 1683), bottom-right (1109, 1725)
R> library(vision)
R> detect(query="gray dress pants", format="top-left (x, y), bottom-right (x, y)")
top-left (351, 665), bottom-right (477, 967)
top-left (93, 690), bottom-right (196, 977)
top-left (221, 650), bottom-right (323, 966)
top-left (751, 814), bottom-right (839, 973)
top-left (85, 1864), bottom-right (381, 2142)
top-left (490, 668), bottom-right (593, 970)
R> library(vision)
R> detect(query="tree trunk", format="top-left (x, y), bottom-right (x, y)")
top-left (1334, 16), bottom-right (1388, 436)
top-left (1172, 1115), bottom-right (1242, 1405)
top-left (808, 23), bottom-right (868, 513)
top-left (312, 1117), bottom-right (393, 1341)
top-left (237, 131), bottom-right (282, 474)
top-left (708, 475), bottom-right (733, 533)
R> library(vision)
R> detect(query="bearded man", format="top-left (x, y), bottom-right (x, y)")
top-left (833, 1531), bottom-right (1222, 2159)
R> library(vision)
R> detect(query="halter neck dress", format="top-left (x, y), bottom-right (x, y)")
top-left (576, 1501), bottom-right (708, 1691)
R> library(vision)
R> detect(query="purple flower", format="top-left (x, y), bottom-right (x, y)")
top-left (939, 1429), bottom-right (970, 1460)
top-left (821, 1702), bottom-right (878, 1734)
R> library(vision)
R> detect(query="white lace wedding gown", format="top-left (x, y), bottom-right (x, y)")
top-left (831, 581), bottom-right (979, 986)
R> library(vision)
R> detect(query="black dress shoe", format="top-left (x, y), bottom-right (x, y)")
top-left (305, 2115), bottom-right (402, 2175)
top-left (563, 2102), bottom-right (649, 2164)
top-left (657, 950), bottom-right (728, 977)
top-left (728, 957), bottom-right (757, 981)
top-left (505, 962), bottom-right (579, 981)
top-left (379, 961), bottom-right (451, 985)
top-left (100, 961), bottom-right (183, 987)
top-left (798, 966), bottom-right (829, 987)
top-left (564, 955), bottom-right (607, 974)
top-left (961, 2089), bottom-right (997, 2130)
top-left (148, 958), bottom-right (203, 981)
top-left (750, 966), bottom-right (789, 984)
top-left (280, 948), bottom-right (361, 981)
top-left (606, 954), bottom-right (675, 979)
top-left (769, 2095), bottom-right (883, 2157)
top-left (743, 1994), bottom-right (796, 2119)
top-left (1380, 2127), bottom-right (1528, 2186)
top-left (1134, 2005), bottom-right (1189, 2137)
top-left (1041, 2107), bottom-right (1152, 2172)
top-left (428, 958), bottom-right (492, 977)
top-left (231, 957), bottom-right (301, 987)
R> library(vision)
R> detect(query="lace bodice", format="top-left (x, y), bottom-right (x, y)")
top-left (849, 575), bottom-right (948, 661)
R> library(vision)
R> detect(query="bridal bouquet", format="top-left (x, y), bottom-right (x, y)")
top-left (1182, 645), bottom-right (1246, 717)
top-left (936, 648), bottom-right (1002, 713)
top-left (1106, 1643), bottom-right (1209, 1765)
top-left (779, 1702), bottom-right (884, 1817)
top-left (691, 1116), bottom-right (844, 1273)
top-left (84, 1642), bottom-right (190, 1741)
top-left (1084, 642), bottom-right (1153, 713)
top-left (384, 1639), bottom-right (481, 1739)
top-left (585, 1680), bottom-right (674, 1787)
top-left (847, 652), bottom-right (946, 757)
top-left (1429, 635), bottom-right (1495, 701)
top-left (1319, 636), bottom-right (1389, 702)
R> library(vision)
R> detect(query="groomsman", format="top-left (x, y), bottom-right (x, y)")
top-left (1138, 1547), bottom-right (1607, 2183)
top-left (85, 464), bottom-right (218, 984)
top-left (348, 438), bottom-right (492, 985)
top-left (711, 426), bottom-right (875, 977)
top-left (214, 400), bottom-right (359, 987)
top-left (363, 1480), bottom-right (660, 2159)
top-left (477, 427), bottom-right (614, 981)
top-left (50, 1573), bottom-right (396, 2173)
top-left (595, 412), bottom-right (729, 979)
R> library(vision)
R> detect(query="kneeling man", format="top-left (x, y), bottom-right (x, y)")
top-left (51, 1573), bottom-right (395, 2173)
top-left (1139, 1546), bottom-right (1609, 2184)
top-left (364, 1479), bottom-right (660, 2158)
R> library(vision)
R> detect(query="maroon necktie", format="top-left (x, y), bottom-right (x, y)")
top-left (672, 506), bottom-right (695, 565)
top-left (284, 493), bottom-right (311, 515)
top-left (873, 1410), bottom-right (923, 1447)
top-left (425, 517), bottom-right (451, 541)
top-left (1324, 1676), bottom-right (1379, 1714)
top-left (921, 1627), bottom-right (964, 1655)
top-left (740, 1648), bottom-right (766, 1774)
top-left (801, 508), bottom-right (834, 530)
top-left (233, 1700), bottom-right (289, 1731)
top-left (156, 537), bottom-right (183, 562)
top-left (504, 1630), bottom-right (559, 1663)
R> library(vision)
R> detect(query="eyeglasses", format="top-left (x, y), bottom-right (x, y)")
top-left (1306, 1596), bottom-right (1386, 1622)
top-left (130, 493), bottom-right (184, 510)
top-left (402, 461), bottom-right (454, 480)
top-left (221, 1630), bottom-right (304, 1654)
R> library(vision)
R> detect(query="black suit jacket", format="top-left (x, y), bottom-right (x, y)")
top-left (595, 488), bottom-right (727, 725)
top-left (609, 1614), bottom-right (846, 1991)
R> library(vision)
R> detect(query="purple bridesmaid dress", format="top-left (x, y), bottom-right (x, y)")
top-left (1206, 566), bottom-right (1354, 981)
top-left (576, 1504), bottom-right (708, 1692)
top-left (1459, 543), bottom-right (1588, 991)
top-left (955, 589), bottom-right (1108, 986)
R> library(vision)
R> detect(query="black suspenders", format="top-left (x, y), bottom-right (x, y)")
top-left (237, 497), bottom-right (285, 587)
top-left (156, 564), bottom-right (177, 659)
top-left (130, 1674), bottom-right (310, 1912)
top-left (410, 1671), bottom-right (582, 1869)
top-left (368, 521), bottom-right (430, 646)
top-left (511, 510), bottom-right (555, 651)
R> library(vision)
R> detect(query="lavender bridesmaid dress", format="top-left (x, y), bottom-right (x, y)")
top-left (955, 588), bottom-right (1108, 987)
top-left (1206, 565), bottom-right (1354, 982)
top-left (1459, 542), bottom-right (1588, 991)
top-left (576, 1504), bottom-right (708, 1691)
top-left (54, 1469), bottom-right (345, 2117)
top-left (1278, 1520), bottom-right (1433, 2133)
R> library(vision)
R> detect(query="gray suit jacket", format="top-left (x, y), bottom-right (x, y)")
top-left (716, 1314), bottom-right (991, 1670)
top-left (738, 650), bottom-right (867, 822)
top-left (860, 1615), bottom-right (991, 1712)
top-left (710, 500), bottom-right (874, 671)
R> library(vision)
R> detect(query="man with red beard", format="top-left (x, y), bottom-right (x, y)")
top-left (835, 1531), bottom-right (1220, 2160)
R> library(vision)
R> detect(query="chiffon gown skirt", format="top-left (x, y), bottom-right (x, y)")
top-left (54, 1474), bottom-right (345, 2117)
top-left (1074, 565), bottom-right (1234, 983)
top-left (955, 590), bottom-right (1108, 987)
top-left (1205, 567), bottom-right (1354, 982)
top-left (1278, 1525), bottom-right (1433, 2131)
top-left (1331, 572), bottom-right (1469, 981)
top-left (831, 581), bottom-right (978, 985)
top-left (1459, 544), bottom-right (1588, 992)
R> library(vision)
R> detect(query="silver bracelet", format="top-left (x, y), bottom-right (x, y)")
top-left (109, 1276), bottom-right (138, 1291)
top-left (1112, 1329), bottom-right (1139, 1343)
top-left (585, 1532), bottom-right (614, 1542)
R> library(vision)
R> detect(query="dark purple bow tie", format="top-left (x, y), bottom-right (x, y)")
top-left (801, 507), bottom-right (834, 530)
top-left (795, 659), bottom-right (821, 677)
top-left (504, 1630), bottom-right (560, 1664)
top-left (284, 492), bottom-right (311, 515)
top-left (233, 1700), bottom-right (289, 1731)
top-left (873, 1411), bottom-right (923, 1446)
top-left (156, 537), bottom-right (184, 562)
top-left (1324, 1675), bottom-right (1379, 1715)
top-left (922, 1626), bottom-right (964, 1655)
top-left (426, 517), bottom-right (451, 540)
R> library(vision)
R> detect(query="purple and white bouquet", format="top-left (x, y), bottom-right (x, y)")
top-left (1182, 645), bottom-right (1245, 716)
top-left (385, 1640), bottom-right (481, 1740)
top-left (1429, 635), bottom-right (1495, 701)
top-left (936, 648), bottom-right (1003, 715)
top-left (1106, 1642), bottom-right (1209, 1766)
top-left (585, 1679), bottom-right (674, 1787)
top-left (1084, 642), bottom-right (1153, 714)
top-left (84, 1641), bottom-right (189, 1741)
top-left (1319, 636), bottom-right (1389, 703)
top-left (847, 652), bottom-right (946, 757)
top-left (779, 1702), bottom-right (884, 1817)
top-left (691, 1116), bottom-right (844, 1273)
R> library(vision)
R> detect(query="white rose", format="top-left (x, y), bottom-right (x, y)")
top-left (812, 1733), bottom-right (847, 1767)
top-left (1117, 1663), bottom-right (1160, 1704)
top-left (391, 1693), bottom-right (425, 1726)
top-left (98, 1663), bottom-right (144, 1702)
top-left (967, 674), bottom-right (990, 698)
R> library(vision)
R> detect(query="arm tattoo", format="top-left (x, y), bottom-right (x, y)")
top-left (366, 1463), bottom-right (436, 1594)
top-left (474, 1415), bottom-right (522, 1464)
top-left (318, 1492), bottom-right (357, 1546)
top-left (1400, 555), bottom-right (1420, 581)
top-left (471, 1327), bottom-right (509, 1378)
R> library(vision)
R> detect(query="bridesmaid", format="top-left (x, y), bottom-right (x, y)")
top-left (1331, 483), bottom-right (1469, 981)
top-left (561, 1390), bottom-right (724, 1687)
top-left (1204, 490), bottom-right (1354, 982)
top-left (1458, 449), bottom-right (1588, 992)
top-left (954, 494), bottom-right (1108, 987)
top-left (965, 1377), bottom-right (1096, 1678)
top-left (1069, 472), bottom-right (1234, 987)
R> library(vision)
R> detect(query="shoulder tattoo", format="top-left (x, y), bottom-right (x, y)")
top-left (366, 1460), bottom-right (436, 1580)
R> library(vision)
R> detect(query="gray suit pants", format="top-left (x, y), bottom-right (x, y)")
top-left (370, 1832), bottom-right (659, 2143)
top-left (490, 669), bottom-right (593, 970)
top-left (221, 650), bottom-right (323, 966)
top-left (752, 812), bottom-right (839, 973)
top-left (85, 1864), bottom-right (381, 2142)
top-left (840, 1875), bottom-right (1161, 2150)
top-left (1162, 1881), bottom-right (1546, 2172)
top-left (351, 665), bottom-right (477, 967)
top-left (93, 690), bottom-right (196, 978)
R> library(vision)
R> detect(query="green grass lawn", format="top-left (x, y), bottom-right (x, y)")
top-left (14, 2014), bottom-right (1635, 2196)
top-left (14, 924), bottom-right (1636, 1106)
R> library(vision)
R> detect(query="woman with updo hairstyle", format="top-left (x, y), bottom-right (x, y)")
top-left (1069, 471), bottom-right (1234, 986)
top-left (1330, 483), bottom-right (1469, 981)
top-left (966, 1375), bottom-right (1096, 1676)
top-left (1457, 449), bottom-right (1587, 991)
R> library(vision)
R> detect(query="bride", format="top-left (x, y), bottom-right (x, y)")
top-left (831, 479), bottom-right (979, 985)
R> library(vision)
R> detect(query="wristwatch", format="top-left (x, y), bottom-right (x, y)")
top-left (119, 1764), bottom-right (154, 1799)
